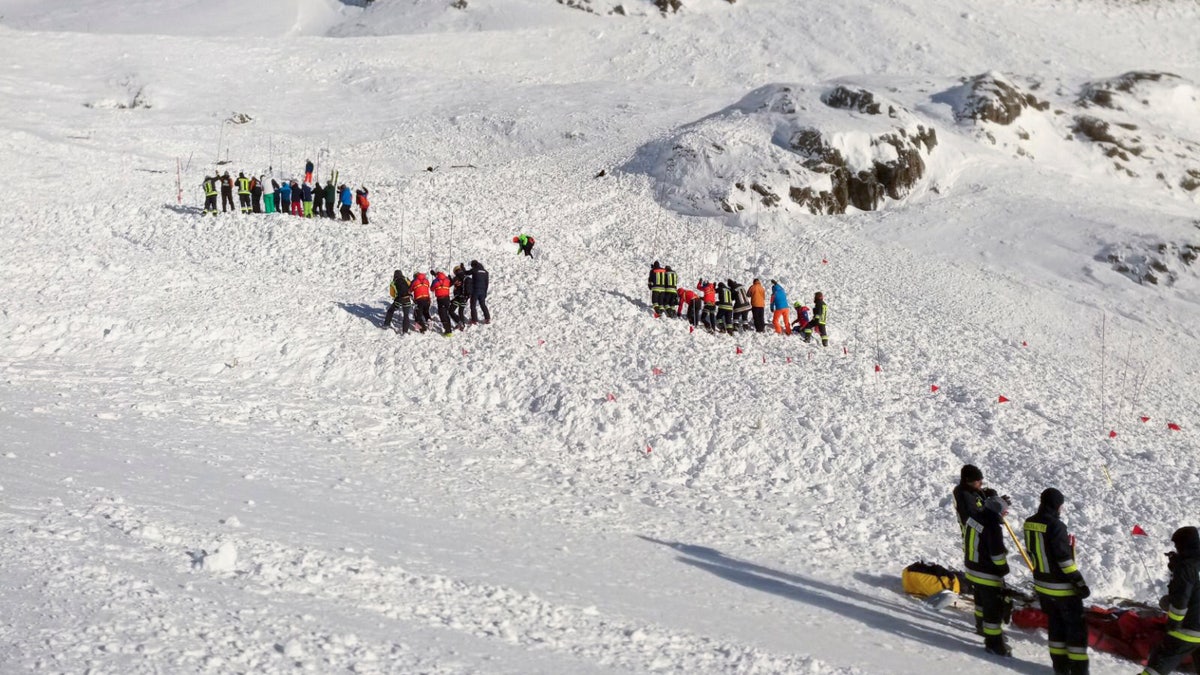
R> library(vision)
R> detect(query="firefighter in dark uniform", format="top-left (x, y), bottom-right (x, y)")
top-left (1141, 526), bottom-right (1200, 675)
top-left (382, 270), bottom-right (413, 334)
top-left (202, 175), bottom-right (219, 216)
top-left (964, 495), bottom-right (1013, 656)
top-left (1024, 488), bottom-right (1090, 674)
top-left (954, 464), bottom-right (987, 532)
top-left (236, 172), bottom-right (252, 214)
top-left (716, 282), bottom-right (734, 333)
top-left (648, 261), bottom-right (666, 317)
top-left (219, 171), bottom-right (235, 213)
top-left (664, 266), bottom-right (679, 317)
top-left (802, 291), bottom-right (829, 346)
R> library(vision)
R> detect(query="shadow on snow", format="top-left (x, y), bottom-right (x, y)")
top-left (337, 301), bottom-right (386, 327)
top-left (638, 536), bottom-right (1045, 674)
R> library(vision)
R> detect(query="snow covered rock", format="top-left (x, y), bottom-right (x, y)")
top-left (201, 542), bottom-right (238, 573)
top-left (625, 83), bottom-right (938, 216)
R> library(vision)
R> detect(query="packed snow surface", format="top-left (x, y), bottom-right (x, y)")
top-left (2, 0), bottom-right (1199, 672)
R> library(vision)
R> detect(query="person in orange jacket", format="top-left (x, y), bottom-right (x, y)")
top-left (431, 271), bottom-right (454, 336)
top-left (409, 271), bottom-right (432, 331)
top-left (748, 279), bottom-right (767, 332)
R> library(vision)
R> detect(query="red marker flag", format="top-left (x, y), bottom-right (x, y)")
top-left (1141, 416), bottom-right (1150, 423)
top-left (461, 348), bottom-right (469, 356)
top-left (736, 346), bottom-right (743, 355)
top-left (930, 385), bottom-right (940, 393)
top-left (842, 346), bottom-right (848, 355)
top-left (1022, 341), bottom-right (1028, 347)
top-left (538, 339), bottom-right (545, 346)
top-left (786, 357), bottom-right (792, 364)
top-left (874, 364), bottom-right (881, 372)
top-left (652, 367), bottom-right (664, 376)
top-left (645, 445), bottom-right (652, 454)
top-left (1168, 422), bottom-right (1182, 431)
top-left (689, 326), bottom-right (694, 333)
top-left (998, 395), bottom-right (1009, 403)
top-left (822, 258), bottom-right (828, 265)
top-left (762, 355), bottom-right (766, 364)
top-left (606, 393), bottom-right (616, 402)
top-left (1132, 525), bottom-right (1148, 537)
top-left (1108, 430), bottom-right (1117, 438)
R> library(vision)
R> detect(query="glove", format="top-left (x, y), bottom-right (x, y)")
top-left (1167, 551), bottom-right (1179, 572)
top-left (1074, 581), bottom-right (1091, 599)
top-left (1001, 494), bottom-right (1012, 506)
top-left (982, 487), bottom-right (998, 498)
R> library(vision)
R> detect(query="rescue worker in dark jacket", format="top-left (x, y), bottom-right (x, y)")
top-left (802, 291), bottom-right (829, 346)
top-left (964, 495), bottom-right (1013, 657)
top-left (664, 266), bottom-right (678, 317)
top-left (513, 234), bottom-right (535, 257)
top-left (236, 172), bottom-right (252, 213)
top-left (220, 171), bottom-right (235, 213)
top-left (202, 175), bottom-right (219, 216)
top-left (648, 261), bottom-right (666, 317)
top-left (324, 181), bottom-right (337, 219)
top-left (953, 464), bottom-right (988, 532)
top-left (716, 282), bottom-right (734, 333)
top-left (313, 181), bottom-right (324, 217)
top-left (1024, 488), bottom-right (1090, 674)
top-left (1141, 526), bottom-right (1200, 675)
top-left (469, 260), bottom-right (490, 325)
top-left (382, 270), bottom-right (413, 334)
top-left (450, 264), bottom-right (471, 329)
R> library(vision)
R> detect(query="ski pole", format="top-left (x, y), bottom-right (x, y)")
top-left (1002, 516), bottom-right (1035, 571)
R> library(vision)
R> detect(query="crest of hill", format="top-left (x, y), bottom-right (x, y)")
top-left (0, 0), bottom-right (350, 37)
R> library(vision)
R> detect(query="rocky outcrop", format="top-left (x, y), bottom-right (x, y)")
top-left (946, 72), bottom-right (1049, 126)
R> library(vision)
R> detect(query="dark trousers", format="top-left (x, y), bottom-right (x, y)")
top-left (414, 299), bottom-right (431, 328)
top-left (326, 202), bottom-right (336, 218)
top-left (340, 205), bottom-right (353, 221)
top-left (975, 583), bottom-right (1009, 653)
top-left (520, 243), bottom-right (534, 257)
top-left (203, 194), bottom-right (218, 215)
top-left (752, 307), bottom-right (765, 332)
top-left (238, 193), bottom-right (251, 213)
top-left (734, 309), bottom-right (750, 329)
top-left (470, 295), bottom-right (490, 323)
top-left (451, 297), bottom-right (467, 325)
top-left (221, 190), bottom-right (235, 212)
top-left (436, 299), bottom-right (453, 335)
top-left (251, 188), bottom-right (262, 213)
top-left (804, 320), bottom-right (828, 346)
top-left (1039, 595), bottom-right (1088, 674)
top-left (701, 303), bottom-right (716, 329)
top-left (688, 299), bottom-right (702, 326)
top-left (360, 207), bottom-right (369, 225)
top-left (281, 198), bottom-right (291, 214)
top-left (1143, 634), bottom-right (1200, 675)
top-left (716, 307), bottom-right (733, 331)
top-left (383, 300), bottom-right (412, 333)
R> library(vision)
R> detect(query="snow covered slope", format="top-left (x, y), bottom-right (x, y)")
top-left (1, 0), bottom-right (1199, 673)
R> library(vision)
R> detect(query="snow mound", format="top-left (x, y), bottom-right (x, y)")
top-left (201, 542), bottom-right (238, 572)
top-left (623, 82), bottom-right (940, 217)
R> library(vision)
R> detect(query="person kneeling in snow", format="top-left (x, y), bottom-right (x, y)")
top-left (513, 234), bottom-right (535, 257)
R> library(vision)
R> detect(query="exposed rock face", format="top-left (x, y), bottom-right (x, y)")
top-left (1100, 238), bottom-right (1200, 286)
top-left (624, 83), bottom-right (939, 217)
top-left (1079, 71), bottom-right (1182, 110)
top-left (948, 72), bottom-right (1049, 126)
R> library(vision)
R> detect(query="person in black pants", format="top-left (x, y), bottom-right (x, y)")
top-left (382, 270), bottom-right (413, 333)
top-left (1023, 488), bottom-right (1090, 675)
top-left (469, 260), bottom-right (490, 324)
top-left (1141, 527), bottom-right (1200, 675)
top-left (220, 172), bottom-right (235, 213)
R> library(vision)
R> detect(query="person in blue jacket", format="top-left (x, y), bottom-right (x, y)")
top-left (300, 182), bottom-right (314, 218)
top-left (279, 180), bottom-right (292, 216)
top-left (770, 280), bottom-right (790, 334)
top-left (339, 184), bottom-right (353, 221)
top-left (469, 260), bottom-right (490, 324)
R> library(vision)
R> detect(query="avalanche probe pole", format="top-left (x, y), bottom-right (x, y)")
top-left (1002, 517), bottom-right (1035, 571)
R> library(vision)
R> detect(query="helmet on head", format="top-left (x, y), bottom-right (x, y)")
top-left (815, 291), bottom-right (824, 301)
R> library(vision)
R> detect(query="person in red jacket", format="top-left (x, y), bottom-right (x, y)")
top-left (700, 280), bottom-right (717, 332)
top-left (356, 187), bottom-right (370, 225)
top-left (431, 271), bottom-right (454, 336)
top-left (677, 288), bottom-right (698, 326)
top-left (409, 271), bottom-right (431, 331)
